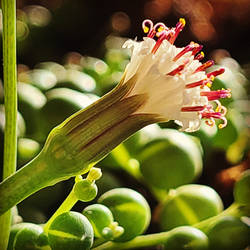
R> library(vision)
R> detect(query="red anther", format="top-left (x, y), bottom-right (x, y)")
top-left (194, 60), bottom-right (214, 73)
top-left (207, 68), bottom-right (225, 79)
top-left (169, 18), bottom-right (186, 44)
top-left (181, 106), bottom-right (205, 112)
top-left (200, 89), bottom-right (231, 101)
top-left (185, 78), bottom-right (211, 88)
top-left (167, 64), bottom-right (185, 76)
top-left (194, 52), bottom-right (204, 61)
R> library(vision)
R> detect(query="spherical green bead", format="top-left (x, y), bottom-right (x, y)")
top-left (8, 223), bottom-right (48, 250)
top-left (48, 211), bottom-right (94, 250)
top-left (206, 216), bottom-right (250, 250)
top-left (82, 204), bottom-right (114, 238)
top-left (8, 223), bottom-right (31, 250)
top-left (139, 129), bottom-right (203, 189)
top-left (159, 184), bottom-right (223, 231)
top-left (164, 226), bottom-right (209, 250)
top-left (73, 179), bottom-right (98, 202)
top-left (234, 170), bottom-right (250, 205)
top-left (98, 188), bottom-right (151, 242)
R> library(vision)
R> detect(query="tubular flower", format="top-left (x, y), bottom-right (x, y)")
top-left (0, 18), bottom-right (231, 215)
top-left (122, 18), bottom-right (230, 132)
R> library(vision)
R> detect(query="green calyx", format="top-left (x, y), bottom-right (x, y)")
top-left (0, 75), bottom-right (158, 215)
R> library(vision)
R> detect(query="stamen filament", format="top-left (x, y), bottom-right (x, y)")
top-left (200, 89), bottom-right (231, 101)
top-left (207, 68), bottom-right (225, 78)
top-left (181, 106), bottom-right (205, 112)
top-left (194, 52), bottom-right (204, 61)
top-left (194, 60), bottom-right (214, 73)
top-left (169, 18), bottom-right (186, 44)
top-left (185, 78), bottom-right (211, 89)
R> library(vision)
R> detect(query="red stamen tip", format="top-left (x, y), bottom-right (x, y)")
top-left (207, 68), bottom-right (225, 79)
top-left (181, 106), bottom-right (205, 112)
top-left (194, 60), bottom-right (214, 73)
top-left (167, 64), bottom-right (185, 76)
top-left (194, 51), bottom-right (205, 61)
top-left (201, 89), bottom-right (231, 101)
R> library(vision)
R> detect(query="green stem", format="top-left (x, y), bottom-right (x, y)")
top-left (92, 231), bottom-right (172, 250)
top-left (0, 151), bottom-right (66, 215)
top-left (194, 203), bottom-right (249, 233)
top-left (43, 188), bottom-right (78, 234)
top-left (93, 238), bottom-right (108, 248)
top-left (0, 0), bottom-right (17, 249)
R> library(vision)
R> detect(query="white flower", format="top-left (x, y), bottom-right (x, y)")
top-left (121, 19), bottom-right (230, 132)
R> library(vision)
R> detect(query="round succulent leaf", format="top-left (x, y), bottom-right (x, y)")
top-left (159, 185), bottom-right (223, 231)
top-left (98, 188), bottom-right (151, 242)
top-left (82, 204), bottom-right (114, 238)
top-left (48, 211), bottom-right (94, 250)
top-left (164, 226), bottom-right (209, 250)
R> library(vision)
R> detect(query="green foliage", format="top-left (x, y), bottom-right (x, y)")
top-left (234, 170), bottom-right (250, 205)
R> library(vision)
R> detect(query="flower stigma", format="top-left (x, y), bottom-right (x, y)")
top-left (121, 18), bottom-right (230, 132)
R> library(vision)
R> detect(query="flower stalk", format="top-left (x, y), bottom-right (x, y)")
top-left (0, 0), bottom-right (17, 249)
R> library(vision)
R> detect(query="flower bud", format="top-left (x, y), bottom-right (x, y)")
top-left (86, 167), bottom-right (102, 182)
top-left (73, 179), bottom-right (97, 202)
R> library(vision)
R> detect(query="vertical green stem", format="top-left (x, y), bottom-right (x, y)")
top-left (0, 0), bottom-right (17, 249)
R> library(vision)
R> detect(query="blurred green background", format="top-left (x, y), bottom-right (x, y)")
top-left (0, 0), bottom-right (249, 230)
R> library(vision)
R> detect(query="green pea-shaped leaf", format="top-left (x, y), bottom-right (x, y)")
top-left (48, 211), bottom-right (94, 250)
top-left (17, 138), bottom-right (40, 165)
top-left (212, 109), bottom-right (245, 151)
top-left (234, 170), bottom-right (250, 205)
top-left (40, 88), bottom-right (98, 137)
top-left (139, 128), bottom-right (203, 189)
top-left (82, 204), bottom-right (114, 238)
top-left (164, 226), bottom-right (209, 250)
top-left (206, 216), bottom-right (250, 250)
top-left (159, 184), bottom-right (223, 231)
top-left (8, 223), bottom-right (48, 250)
top-left (56, 69), bottom-right (96, 93)
top-left (98, 188), bottom-right (151, 242)
top-left (17, 82), bottom-right (46, 137)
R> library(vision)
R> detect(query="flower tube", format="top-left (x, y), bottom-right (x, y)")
top-left (0, 18), bottom-right (230, 214)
